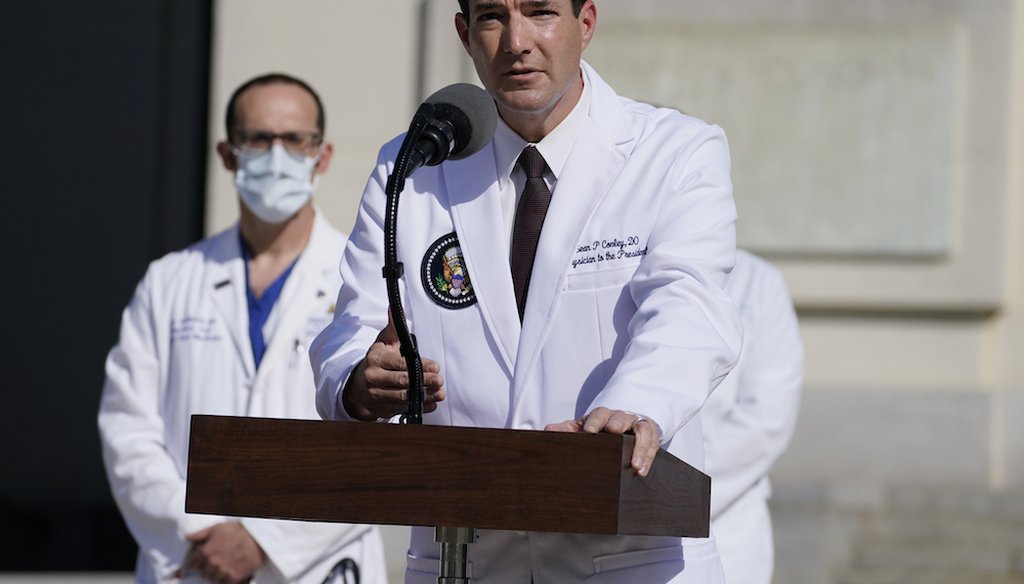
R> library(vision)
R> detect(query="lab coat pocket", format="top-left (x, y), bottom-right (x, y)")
top-left (405, 553), bottom-right (474, 583)
top-left (556, 264), bottom-right (639, 407)
top-left (564, 263), bottom-right (640, 291)
top-left (585, 544), bottom-right (684, 583)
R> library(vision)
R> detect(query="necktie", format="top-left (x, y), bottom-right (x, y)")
top-left (511, 146), bottom-right (552, 321)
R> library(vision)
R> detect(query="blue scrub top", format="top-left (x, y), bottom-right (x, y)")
top-left (242, 240), bottom-right (298, 370)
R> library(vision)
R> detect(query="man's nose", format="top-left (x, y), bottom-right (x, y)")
top-left (502, 13), bottom-right (532, 54)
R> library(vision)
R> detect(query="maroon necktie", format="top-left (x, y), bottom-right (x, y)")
top-left (510, 146), bottom-right (552, 321)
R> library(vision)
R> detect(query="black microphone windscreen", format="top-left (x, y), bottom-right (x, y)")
top-left (424, 83), bottom-right (498, 160)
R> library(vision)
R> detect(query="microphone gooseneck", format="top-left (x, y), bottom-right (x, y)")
top-left (382, 84), bottom-right (497, 424)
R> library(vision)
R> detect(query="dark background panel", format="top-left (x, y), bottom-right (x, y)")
top-left (0, 0), bottom-right (210, 570)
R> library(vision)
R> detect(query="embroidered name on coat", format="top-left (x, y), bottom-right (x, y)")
top-left (571, 235), bottom-right (648, 269)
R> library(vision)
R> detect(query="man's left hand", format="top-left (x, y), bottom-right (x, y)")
top-left (545, 407), bottom-right (662, 477)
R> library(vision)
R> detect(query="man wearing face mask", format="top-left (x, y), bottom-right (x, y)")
top-left (98, 73), bottom-right (387, 584)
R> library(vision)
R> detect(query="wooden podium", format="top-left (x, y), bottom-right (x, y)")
top-left (185, 414), bottom-right (710, 538)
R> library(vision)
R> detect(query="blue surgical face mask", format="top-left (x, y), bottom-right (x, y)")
top-left (233, 144), bottom-right (320, 223)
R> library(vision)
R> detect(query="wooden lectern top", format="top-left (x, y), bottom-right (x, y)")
top-left (185, 415), bottom-right (710, 538)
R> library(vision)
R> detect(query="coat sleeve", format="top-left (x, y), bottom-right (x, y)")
top-left (704, 257), bottom-right (804, 516)
top-left (97, 267), bottom-right (222, 579)
top-left (589, 125), bottom-right (744, 442)
top-left (311, 143), bottom-right (396, 421)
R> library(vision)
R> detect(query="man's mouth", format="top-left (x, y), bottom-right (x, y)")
top-left (506, 67), bottom-right (540, 78)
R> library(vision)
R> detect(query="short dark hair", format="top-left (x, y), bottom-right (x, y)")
top-left (224, 73), bottom-right (325, 143)
top-left (457, 0), bottom-right (585, 18)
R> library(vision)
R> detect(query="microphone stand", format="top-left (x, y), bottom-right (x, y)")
top-left (384, 105), bottom-right (431, 425)
top-left (382, 103), bottom-right (477, 583)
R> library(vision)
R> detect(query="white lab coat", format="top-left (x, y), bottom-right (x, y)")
top-left (702, 250), bottom-right (803, 584)
top-left (311, 63), bottom-right (742, 584)
top-left (99, 211), bottom-right (386, 584)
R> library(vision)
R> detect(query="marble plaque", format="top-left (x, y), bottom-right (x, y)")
top-left (585, 26), bottom-right (962, 258)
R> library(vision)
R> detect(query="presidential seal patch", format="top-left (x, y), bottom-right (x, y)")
top-left (421, 232), bottom-right (477, 309)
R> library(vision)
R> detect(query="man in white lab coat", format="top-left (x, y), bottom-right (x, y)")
top-left (703, 250), bottom-right (804, 584)
top-left (99, 73), bottom-right (386, 584)
top-left (311, 1), bottom-right (742, 582)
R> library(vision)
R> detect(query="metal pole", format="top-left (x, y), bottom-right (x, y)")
top-left (435, 526), bottom-right (477, 584)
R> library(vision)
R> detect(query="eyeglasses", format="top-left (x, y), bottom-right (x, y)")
top-left (232, 129), bottom-right (323, 157)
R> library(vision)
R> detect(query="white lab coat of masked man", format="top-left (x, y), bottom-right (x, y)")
top-left (98, 209), bottom-right (386, 584)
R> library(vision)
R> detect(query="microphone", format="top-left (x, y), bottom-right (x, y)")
top-left (405, 83), bottom-right (498, 172)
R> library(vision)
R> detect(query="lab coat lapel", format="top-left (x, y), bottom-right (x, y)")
top-left (257, 212), bottom-right (335, 380)
top-left (205, 225), bottom-right (256, 379)
top-left (512, 65), bottom-right (637, 408)
top-left (445, 145), bottom-right (519, 375)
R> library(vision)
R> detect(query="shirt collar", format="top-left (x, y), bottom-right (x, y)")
top-left (493, 65), bottom-right (592, 190)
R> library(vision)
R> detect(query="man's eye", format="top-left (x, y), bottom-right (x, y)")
top-left (250, 132), bottom-right (274, 144)
top-left (279, 133), bottom-right (302, 144)
top-left (477, 12), bottom-right (501, 21)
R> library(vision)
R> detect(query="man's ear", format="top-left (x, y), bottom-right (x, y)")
top-left (455, 12), bottom-right (471, 53)
top-left (578, 0), bottom-right (597, 52)
top-left (216, 142), bottom-right (237, 172)
top-left (314, 143), bottom-right (334, 175)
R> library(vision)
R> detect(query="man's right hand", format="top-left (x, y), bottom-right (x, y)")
top-left (341, 309), bottom-right (445, 421)
top-left (177, 522), bottom-right (265, 584)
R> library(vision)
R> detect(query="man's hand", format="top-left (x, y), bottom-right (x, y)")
top-left (545, 407), bottom-right (662, 477)
top-left (179, 522), bottom-right (265, 584)
top-left (342, 308), bottom-right (445, 421)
